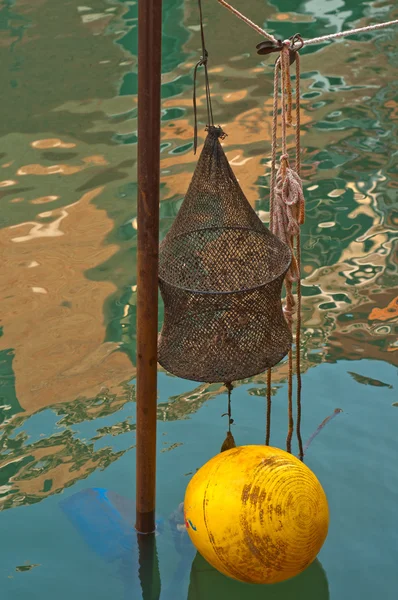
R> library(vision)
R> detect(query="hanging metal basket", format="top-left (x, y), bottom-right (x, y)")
top-left (158, 127), bottom-right (292, 383)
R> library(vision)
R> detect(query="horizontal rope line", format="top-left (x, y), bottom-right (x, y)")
top-left (303, 18), bottom-right (398, 45)
top-left (217, 1), bottom-right (398, 47)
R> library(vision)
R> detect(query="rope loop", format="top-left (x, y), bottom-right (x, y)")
top-left (206, 125), bottom-right (227, 140)
top-left (198, 48), bottom-right (209, 67)
top-left (289, 33), bottom-right (304, 52)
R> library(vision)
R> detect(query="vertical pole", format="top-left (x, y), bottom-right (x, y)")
top-left (136, 0), bottom-right (162, 534)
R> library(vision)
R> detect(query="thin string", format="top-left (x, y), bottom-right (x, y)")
top-left (199, 0), bottom-right (214, 128)
top-left (193, 0), bottom-right (214, 154)
top-left (269, 61), bottom-right (279, 233)
top-left (296, 230), bottom-right (303, 459)
top-left (226, 382), bottom-right (233, 432)
top-left (198, 0), bottom-right (213, 126)
top-left (280, 48), bottom-right (288, 159)
top-left (295, 53), bottom-right (304, 461)
top-left (217, 1), bottom-right (398, 46)
top-left (294, 54), bottom-right (301, 179)
top-left (281, 46), bottom-right (295, 455)
top-left (286, 300), bottom-right (294, 454)
top-left (265, 61), bottom-right (280, 447)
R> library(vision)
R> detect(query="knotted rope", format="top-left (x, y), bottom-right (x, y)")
top-left (221, 383), bottom-right (236, 452)
top-left (267, 38), bottom-right (304, 460)
top-left (217, 0), bottom-right (397, 460)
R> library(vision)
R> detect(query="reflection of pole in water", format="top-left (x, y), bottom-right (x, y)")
top-left (137, 534), bottom-right (162, 600)
top-left (187, 553), bottom-right (330, 599)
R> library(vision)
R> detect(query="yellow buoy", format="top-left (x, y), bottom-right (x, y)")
top-left (184, 445), bottom-right (329, 584)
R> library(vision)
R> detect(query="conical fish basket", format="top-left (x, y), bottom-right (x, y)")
top-left (158, 127), bottom-right (292, 383)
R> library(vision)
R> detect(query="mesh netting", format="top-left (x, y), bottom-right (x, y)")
top-left (158, 126), bottom-right (292, 383)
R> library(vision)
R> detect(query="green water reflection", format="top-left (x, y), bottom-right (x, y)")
top-left (0, 0), bottom-right (397, 598)
top-left (188, 554), bottom-right (329, 599)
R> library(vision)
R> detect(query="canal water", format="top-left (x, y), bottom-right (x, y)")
top-left (0, 1), bottom-right (397, 598)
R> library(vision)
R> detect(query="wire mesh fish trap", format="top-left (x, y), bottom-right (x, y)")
top-left (158, 126), bottom-right (292, 383)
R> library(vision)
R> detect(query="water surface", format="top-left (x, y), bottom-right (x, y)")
top-left (0, 1), bottom-right (397, 598)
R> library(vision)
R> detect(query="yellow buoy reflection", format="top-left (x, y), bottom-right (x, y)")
top-left (188, 554), bottom-right (330, 599)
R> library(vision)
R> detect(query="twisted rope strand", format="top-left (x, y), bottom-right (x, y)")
top-left (280, 49), bottom-right (295, 454)
top-left (265, 60), bottom-right (280, 447)
top-left (303, 19), bottom-right (398, 45)
top-left (295, 53), bottom-right (304, 461)
top-left (271, 50), bottom-right (302, 284)
top-left (217, 0), bottom-right (278, 43)
top-left (269, 44), bottom-right (306, 456)
top-left (269, 61), bottom-right (279, 233)
top-left (295, 54), bottom-right (301, 179)
top-left (296, 230), bottom-right (304, 460)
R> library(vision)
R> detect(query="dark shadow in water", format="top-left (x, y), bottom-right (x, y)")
top-left (59, 488), bottom-right (329, 600)
top-left (137, 533), bottom-right (162, 600)
top-left (187, 552), bottom-right (329, 600)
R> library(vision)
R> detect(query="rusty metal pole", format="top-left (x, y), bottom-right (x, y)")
top-left (136, 0), bottom-right (162, 534)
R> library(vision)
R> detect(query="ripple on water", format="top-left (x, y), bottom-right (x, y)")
top-left (0, 1), bottom-right (397, 598)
